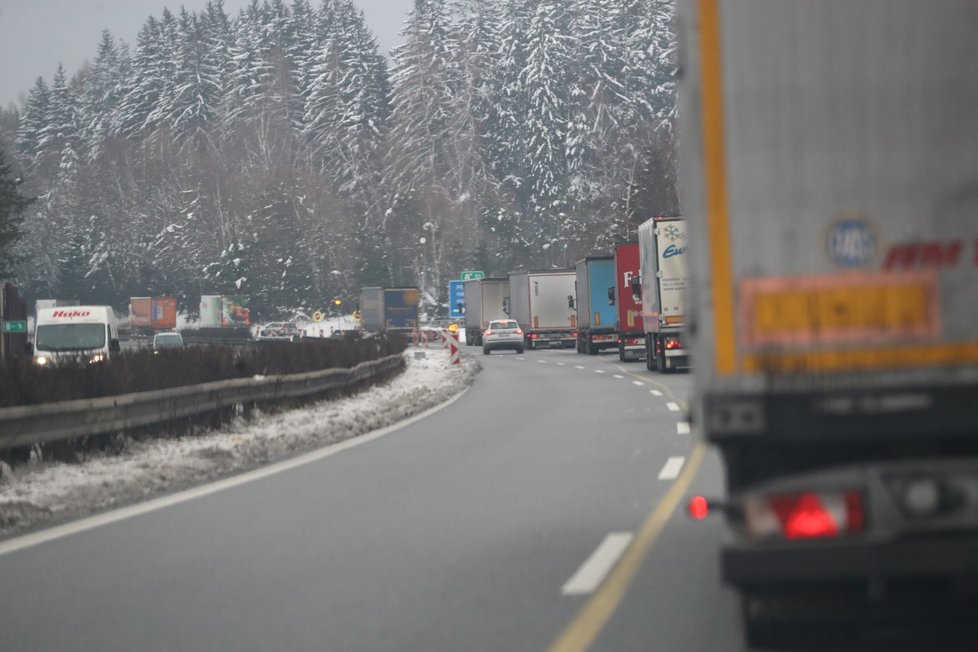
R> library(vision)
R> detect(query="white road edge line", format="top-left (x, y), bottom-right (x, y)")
top-left (666, 401), bottom-right (681, 412)
top-left (658, 456), bottom-right (686, 480)
top-left (650, 390), bottom-right (663, 397)
top-left (0, 387), bottom-right (472, 559)
top-left (561, 532), bottom-right (635, 596)
top-left (677, 422), bottom-right (691, 435)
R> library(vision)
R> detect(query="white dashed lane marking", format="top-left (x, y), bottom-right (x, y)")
top-left (612, 374), bottom-right (624, 379)
top-left (677, 422), bottom-right (690, 435)
top-left (595, 370), bottom-right (606, 374)
top-left (561, 532), bottom-right (635, 596)
top-left (575, 365), bottom-right (585, 370)
top-left (658, 456), bottom-right (686, 480)
top-left (632, 381), bottom-right (645, 386)
top-left (650, 390), bottom-right (663, 397)
top-left (666, 402), bottom-right (680, 412)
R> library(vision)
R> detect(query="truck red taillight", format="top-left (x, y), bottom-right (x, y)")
top-left (745, 490), bottom-right (865, 540)
top-left (529, 333), bottom-right (539, 339)
top-left (665, 337), bottom-right (682, 350)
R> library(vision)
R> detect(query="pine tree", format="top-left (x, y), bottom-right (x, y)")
top-left (0, 148), bottom-right (33, 279)
top-left (15, 78), bottom-right (50, 165)
top-left (83, 30), bottom-right (127, 160)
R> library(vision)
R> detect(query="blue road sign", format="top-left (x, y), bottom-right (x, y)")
top-left (449, 280), bottom-right (466, 319)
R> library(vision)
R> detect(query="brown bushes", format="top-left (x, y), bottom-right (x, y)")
top-left (0, 333), bottom-right (407, 409)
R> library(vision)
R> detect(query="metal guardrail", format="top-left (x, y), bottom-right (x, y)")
top-left (0, 354), bottom-right (405, 451)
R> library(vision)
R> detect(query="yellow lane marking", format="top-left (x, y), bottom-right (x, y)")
top-left (700, 0), bottom-right (737, 376)
top-left (547, 443), bottom-right (707, 652)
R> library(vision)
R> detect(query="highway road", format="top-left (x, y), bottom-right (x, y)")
top-left (5, 345), bottom-right (948, 651)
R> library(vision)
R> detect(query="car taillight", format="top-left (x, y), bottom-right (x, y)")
top-left (665, 338), bottom-right (682, 350)
top-left (515, 329), bottom-right (523, 335)
top-left (572, 331), bottom-right (578, 338)
top-left (484, 330), bottom-right (492, 336)
top-left (745, 490), bottom-right (865, 540)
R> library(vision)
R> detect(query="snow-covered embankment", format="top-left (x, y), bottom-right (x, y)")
top-left (0, 347), bottom-right (478, 538)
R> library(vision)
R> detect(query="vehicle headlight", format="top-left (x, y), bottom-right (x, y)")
top-left (35, 356), bottom-right (49, 366)
top-left (89, 353), bottom-right (105, 363)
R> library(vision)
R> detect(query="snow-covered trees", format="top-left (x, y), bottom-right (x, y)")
top-left (3, 0), bottom-right (679, 317)
top-left (0, 148), bottom-right (32, 279)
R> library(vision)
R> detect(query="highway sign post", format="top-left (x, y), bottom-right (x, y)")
top-left (448, 280), bottom-right (465, 319)
top-left (460, 270), bottom-right (485, 281)
top-left (2, 321), bottom-right (27, 333)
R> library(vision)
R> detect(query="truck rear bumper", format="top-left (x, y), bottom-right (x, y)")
top-left (723, 534), bottom-right (978, 587)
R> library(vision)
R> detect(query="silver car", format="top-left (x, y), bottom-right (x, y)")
top-left (482, 319), bottom-right (524, 355)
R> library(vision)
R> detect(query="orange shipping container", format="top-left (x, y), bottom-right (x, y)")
top-left (151, 297), bottom-right (178, 330)
top-left (130, 297), bottom-right (152, 328)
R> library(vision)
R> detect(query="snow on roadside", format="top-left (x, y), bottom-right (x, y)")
top-left (0, 347), bottom-right (479, 538)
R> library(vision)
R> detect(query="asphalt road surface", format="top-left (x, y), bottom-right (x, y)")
top-left (2, 345), bottom-right (950, 651)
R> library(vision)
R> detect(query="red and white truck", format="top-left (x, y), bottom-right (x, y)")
top-left (610, 243), bottom-right (644, 362)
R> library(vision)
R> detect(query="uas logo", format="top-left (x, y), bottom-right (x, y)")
top-left (826, 216), bottom-right (878, 268)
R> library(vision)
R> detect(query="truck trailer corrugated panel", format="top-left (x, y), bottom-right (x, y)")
top-left (681, 0), bottom-right (978, 442)
top-left (464, 278), bottom-right (508, 330)
top-left (382, 288), bottom-right (420, 330)
top-left (613, 243), bottom-right (643, 334)
top-left (639, 217), bottom-right (688, 333)
top-left (359, 287), bottom-right (385, 332)
top-left (509, 271), bottom-right (576, 331)
top-left (575, 257), bottom-right (616, 331)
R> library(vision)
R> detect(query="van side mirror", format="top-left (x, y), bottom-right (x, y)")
top-left (607, 287), bottom-right (616, 306)
top-left (567, 294), bottom-right (575, 310)
top-left (110, 338), bottom-right (121, 353)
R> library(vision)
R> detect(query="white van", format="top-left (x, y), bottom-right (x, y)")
top-left (31, 306), bottom-right (121, 365)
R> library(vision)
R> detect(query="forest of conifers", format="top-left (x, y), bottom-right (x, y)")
top-left (0, 0), bottom-right (677, 317)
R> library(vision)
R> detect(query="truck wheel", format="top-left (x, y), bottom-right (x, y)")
top-left (646, 339), bottom-right (656, 371)
top-left (656, 348), bottom-right (667, 373)
top-left (466, 332), bottom-right (473, 346)
top-left (526, 338), bottom-right (533, 350)
top-left (517, 346), bottom-right (524, 354)
top-left (618, 343), bottom-right (626, 362)
top-left (483, 346), bottom-right (490, 355)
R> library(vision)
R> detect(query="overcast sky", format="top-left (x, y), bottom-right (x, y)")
top-left (0, 0), bottom-right (412, 109)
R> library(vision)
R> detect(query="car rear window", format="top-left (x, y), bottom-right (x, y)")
top-left (492, 321), bottom-right (518, 330)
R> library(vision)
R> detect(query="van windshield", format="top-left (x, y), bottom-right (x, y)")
top-left (35, 324), bottom-right (107, 352)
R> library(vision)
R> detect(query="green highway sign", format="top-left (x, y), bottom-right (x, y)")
top-left (460, 270), bottom-right (485, 281)
top-left (2, 320), bottom-right (27, 333)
